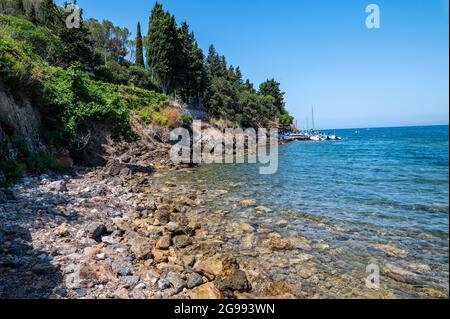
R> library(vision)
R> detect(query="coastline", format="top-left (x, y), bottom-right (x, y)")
top-left (1, 155), bottom-right (448, 299)
top-left (0, 162), bottom-right (299, 299)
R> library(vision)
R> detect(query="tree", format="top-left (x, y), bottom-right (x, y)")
top-left (135, 22), bottom-right (145, 67)
top-left (38, 0), bottom-right (58, 28)
top-left (206, 45), bottom-right (227, 79)
top-left (17, 0), bottom-right (25, 15)
top-left (146, 2), bottom-right (180, 94)
top-left (259, 79), bottom-right (287, 114)
top-left (176, 21), bottom-right (207, 103)
top-left (28, 1), bottom-right (37, 24)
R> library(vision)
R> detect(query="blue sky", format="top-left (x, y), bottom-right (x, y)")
top-left (56, 0), bottom-right (449, 129)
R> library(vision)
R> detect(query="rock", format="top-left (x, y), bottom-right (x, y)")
top-left (187, 283), bottom-right (223, 299)
top-left (65, 273), bottom-right (81, 289)
top-left (214, 270), bottom-right (250, 293)
top-left (165, 222), bottom-right (180, 233)
top-left (156, 236), bottom-right (171, 250)
top-left (383, 263), bottom-right (421, 285)
top-left (266, 234), bottom-right (293, 250)
top-left (166, 271), bottom-right (187, 293)
top-left (240, 234), bottom-right (254, 250)
top-left (48, 180), bottom-right (68, 192)
top-left (373, 244), bottom-right (407, 257)
top-left (193, 254), bottom-right (238, 278)
top-left (119, 154), bottom-right (132, 163)
top-left (115, 287), bottom-right (130, 299)
top-left (173, 235), bottom-right (192, 249)
top-left (128, 236), bottom-right (153, 260)
top-left (111, 262), bottom-right (133, 276)
top-left (121, 276), bottom-right (140, 288)
top-left (152, 249), bottom-right (169, 263)
top-left (85, 223), bottom-right (108, 242)
top-left (240, 223), bottom-right (255, 233)
top-left (184, 222), bottom-right (201, 236)
top-left (255, 206), bottom-right (272, 214)
top-left (154, 210), bottom-right (170, 225)
top-left (141, 269), bottom-right (160, 286)
top-left (276, 220), bottom-right (289, 227)
top-left (408, 263), bottom-right (431, 272)
top-left (187, 272), bottom-right (204, 289)
top-left (55, 224), bottom-right (70, 237)
top-left (96, 253), bottom-right (106, 260)
top-left (156, 263), bottom-right (185, 272)
top-left (239, 199), bottom-right (257, 207)
top-left (177, 196), bottom-right (195, 206)
top-left (101, 236), bottom-right (118, 245)
top-left (157, 278), bottom-right (171, 290)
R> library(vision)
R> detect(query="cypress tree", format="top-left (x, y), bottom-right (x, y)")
top-left (135, 22), bottom-right (145, 68)
top-left (146, 2), bottom-right (180, 94)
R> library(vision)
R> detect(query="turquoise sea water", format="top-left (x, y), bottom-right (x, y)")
top-left (161, 125), bottom-right (449, 297)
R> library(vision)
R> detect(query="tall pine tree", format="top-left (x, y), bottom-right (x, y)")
top-left (146, 2), bottom-right (180, 94)
top-left (135, 22), bottom-right (145, 67)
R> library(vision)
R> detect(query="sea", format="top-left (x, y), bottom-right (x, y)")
top-left (157, 125), bottom-right (449, 298)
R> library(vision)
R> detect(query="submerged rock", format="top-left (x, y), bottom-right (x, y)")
top-left (383, 263), bottom-right (421, 285)
top-left (239, 199), bottom-right (257, 207)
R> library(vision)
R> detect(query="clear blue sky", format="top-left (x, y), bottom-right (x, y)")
top-left (56, 0), bottom-right (449, 129)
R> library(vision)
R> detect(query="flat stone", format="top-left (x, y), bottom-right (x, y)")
top-left (156, 236), bottom-right (171, 250)
top-left (48, 180), bottom-right (68, 192)
top-left (187, 283), bottom-right (223, 299)
top-left (173, 235), bottom-right (192, 249)
top-left (187, 272), bottom-right (204, 289)
top-left (373, 244), bottom-right (407, 257)
top-left (240, 223), bottom-right (255, 233)
top-left (152, 249), bottom-right (169, 263)
top-left (239, 199), bottom-right (257, 207)
top-left (383, 263), bottom-right (421, 285)
top-left (166, 271), bottom-right (186, 293)
top-left (165, 222), bottom-right (180, 233)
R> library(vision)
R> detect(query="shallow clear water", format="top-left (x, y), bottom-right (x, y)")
top-left (158, 125), bottom-right (449, 298)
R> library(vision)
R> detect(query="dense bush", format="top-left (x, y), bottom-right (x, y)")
top-left (0, 15), bottom-right (66, 65)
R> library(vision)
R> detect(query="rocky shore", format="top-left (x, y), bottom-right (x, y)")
top-left (1, 155), bottom-right (448, 299)
top-left (0, 159), bottom-right (297, 299)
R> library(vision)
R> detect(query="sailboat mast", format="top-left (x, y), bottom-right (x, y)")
top-left (312, 106), bottom-right (315, 131)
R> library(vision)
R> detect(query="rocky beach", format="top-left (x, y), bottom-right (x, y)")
top-left (0, 157), bottom-right (302, 299)
top-left (1, 149), bottom-right (448, 299)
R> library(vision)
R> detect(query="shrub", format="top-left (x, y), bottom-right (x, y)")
top-left (180, 114), bottom-right (193, 127)
top-left (162, 107), bottom-right (180, 129)
top-left (0, 159), bottom-right (25, 186)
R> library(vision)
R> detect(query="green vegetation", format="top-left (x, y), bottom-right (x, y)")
top-left (0, 0), bottom-right (295, 185)
top-left (0, 159), bottom-right (25, 187)
top-left (135, 22), bottom-right (145, 68)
